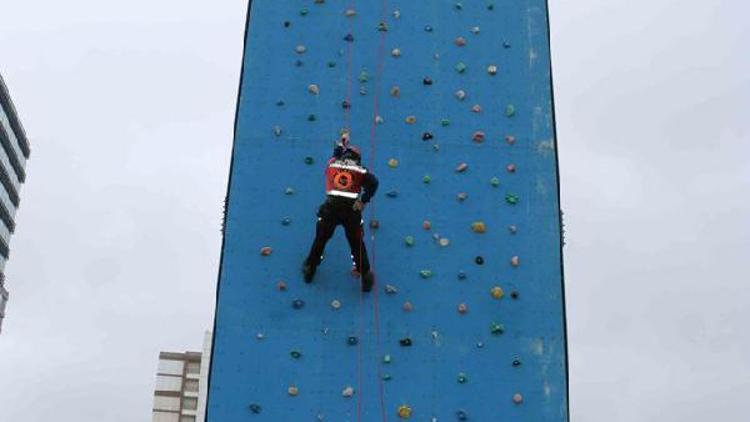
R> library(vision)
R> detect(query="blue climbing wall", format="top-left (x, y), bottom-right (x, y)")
top-left (207, 1), bottom-right (568, 421)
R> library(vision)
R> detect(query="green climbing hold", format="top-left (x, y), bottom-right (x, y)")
top-left (490, 322), bottom-right (505, 335)
top-left (488, 3), bottom-right (495, 10)
top-left (490, 177), bottom-right (500, 187)
top-left (505, 193), bottom-right (519, 205)
top-left (304, 156), bottom-right (314, 165)
top-left (284, 187), bottom-right (295, 195)
top-left (358, 70), bottom-right (370, 83)
top-left (422, 175), bottom-right (431, 184)
top-left (441, 118), bottom-right (450, 126)
top-left (505, 104), bottom-right (516, 117)
top-left (419, 269), bottom-right (433, 279)
top-left (299, 8), bottom-right (309, 16)
top-left (383, 354), bottom-right (392, 364)
top-left (327, 61), bottom-right (336, 68)
top-left (455, 62), bottom-right (467, 73)
top-left (405, 236), bottom-right (415, 247)
top-left (457, 373), bottom-right (468, 384)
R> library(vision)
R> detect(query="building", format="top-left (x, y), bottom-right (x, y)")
top-left (152, 331), bottom-right (212, 422)
top-left (0, 73), bottom-right (31, 334)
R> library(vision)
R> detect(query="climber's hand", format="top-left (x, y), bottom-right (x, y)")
top-left (352, 200), bottom-right (365, 212)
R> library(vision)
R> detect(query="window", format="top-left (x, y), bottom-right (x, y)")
top-left (183, 397), bottom-right (198, 410)
top-left (184, 379), bottom-right (199, 393)
top-left (185, 361), bottom-right (200, 375)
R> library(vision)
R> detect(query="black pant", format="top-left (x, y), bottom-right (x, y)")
top-left (305, 198), bottom-right (371, 274)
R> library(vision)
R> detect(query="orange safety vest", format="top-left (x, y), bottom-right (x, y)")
top-left (325, 159), bottom-right (367, 199)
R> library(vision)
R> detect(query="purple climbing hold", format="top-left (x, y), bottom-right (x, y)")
top-left (423, 76), bottom-right (433, 85)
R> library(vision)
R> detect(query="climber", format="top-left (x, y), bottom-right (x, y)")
top-left (302, 131), bottom-right (379, 291)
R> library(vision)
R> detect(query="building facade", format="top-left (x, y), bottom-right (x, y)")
top-left (152, 332), bottom-right (212, 422)
top-left (0, 73), bottom-right (31, 334)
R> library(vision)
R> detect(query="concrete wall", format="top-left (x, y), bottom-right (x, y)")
top-left (208, 0), bottom-right (568, 420)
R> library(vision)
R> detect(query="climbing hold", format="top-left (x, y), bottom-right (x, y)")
top-left (476, 341), bottom-right (484, 348)
top-left (471, 221), bottom-right (486, 233)
top-left (314, 0), bottom-right (324, 4)
top-left (503, 40), bottom-right (512, 48)
top-left (404, 236), bottom-right (415, 247)
top-left (386, 190), bottom-right (399, 198)
top-left (287, 385), bottom-right (299, 396)
top-left (377, 22), bottom-right (388, 32)
top-left (471, 26), bottom-right (480, 34)
top-left (511, 256), bottom-right (520, 267)
top-left (513, 393), bottom-right (524, 404)
top-left (455, 162), bottom-right (468, 172)
top-left (383, 354), bottom-right (392, 364)
top-left (510, 290), bottom-right (519, 299)
top-left (455, 90), bottom-right (467, 100)
top-left (423, 76), bottom-right (433, 85)
top-left (475, 256), bottom-right (484, 265)
top-left (358, 70), bottom-right (369, 82)
top-left (256, 332), bottom-right (265, 340)
top-left (506, 135), bottom-right (516, 145)
top-left (277, 280), bottom-right (287, 291)
top-left (391, 48), bottom-right (401, 57)
top-left (375, 115), bottom-right (384, 124)
top-left (249, 404), bottom-right (262, 414)
top-left (388, 158), bottom-right (399, 168)
top-left (383, 374), bottom-right (392, 381)
top-left (260, 247), bottom-right (273, 256)
top-left (292, 299), bottom-right (305, 309)
top-left (344, 33), bottom-right (354, 42)
top-left (399, 337), bottom-right (413, 347)
top-left (490, 177), bottom-right (500, 187)
top-left (439, 238), bottom-right (450, 247)
top-left (273, 126), bottom-right (282, 137)
top-left (508, 225), bottom-right (518, 234)
top-left (398, 405), bottom-right (413, 419)
top-left (456, 409), bottom-right (468, 420)
top-left (405, 115), bottom-right (416, 124)
top-left (455, 37), bottom-right (466, 47)
top-left (284, 187), bottom-right (295, 195)
top-left (393, 10), bottom-right (401, 19)
top-left (345, 9), bottom-right (356, 17)
top-left (295, 59), bottom-right (304, 67)
top-left (370, 219), bottom-right (380, 229)
top-left (457, 303), bottom-right (468, 314)
top-left (290, 350), bottom-right (302, 359)
top-left (441, 118), bottom-right (451, 126)
top-left (276, 99), bottom-right (285, 106)
top-left (423, 220), bottom-right (432, 230)
top-left (488, 2), bottom-right (495, 10)
top-left (304, 156), bottom-right (314, 165)
top-left (505, 104), bottom-right (516, 117)
top-left (456, 192), bottom-right (468, 202)
top-left (295, 45), bottom-right (307, 55)
top-left (327, 60), bottom-right (336, 68)
top-left (422, 132), bottom-right (434, 141)
top-left (420, 269), bottom-right (433, 279)
top-left (299, 8), bottom-right (309, 16)
top-left (488, 65), bottom-right (498, 75)
top-left (471, 104), bottom-right (482, 113)
top-left (330, 299), bottom-right (341, 310)
top-left (341, 100), bottom-right (351, 110)
top-left (385, 284), bottom-right (398, 294)
top-left (342, 386), bottom-right (355, 398)
top-left (360, 86), bottom-right (368, 95)
top-left (472, 131), bottom-right (486, 143)
top-left (457, 271), bottom-right (467, 280)
top-left (513, 358), bottom-right (522, 367)
top-left (283, 21), bottom-right (291, 28)
top-left (490, 322), bottom-right (505, 335)
top-left (390, 86), bottom-right (400, 97)
top-left (424, 25), bottom-right (433, 32)
top-left (490, 286), bottom-right (505, 299)
top-left (307, 114), bottom-right (317, 122)
top-left (505, 193), bottom-right (519, 205)
top-left (434, 52), bottom-right (441, 60)
top-left (455, 2), bottom-right (464, 10)
top-left (423, 175), bottom-right (431, 184)
top-left (457, 372), bottom-right (468, 383)
top-left (455, 62), bottom-right (467, 73)
top-left (347, 336), bottom-right (359, 345)
top-left (403, 301), bottom-right (413, 312)
top-left (507, 163), bottom-right (516, 173)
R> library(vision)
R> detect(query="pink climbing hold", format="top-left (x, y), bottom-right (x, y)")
top-left (511, 256), bottom-right (520, 267)
top-left (506, 135), bottom-right (516, 145)
top-left (507, 163), bottom-right (517, 173)
top-left (471, 104), bottom-right (482, 113)
top-left (260, 247), bottom-right (273, 256)
top-left (472, 131), bottom-right (485, 143)
top-left (457, 303), bottom-right (468, 314)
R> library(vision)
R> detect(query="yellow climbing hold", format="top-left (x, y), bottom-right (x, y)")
top-left (287, 385), bottom-right (299, 396)
top-left (471, 221), bottom-right (487, 233)
top-left (388, 158), bottom-right (399, 168)
top-left (405, 115), bottom-right (417, 124)
top-left (491, 286), bottom-right (505, 299)
top-left (397, 404), bottom-right (413, 419)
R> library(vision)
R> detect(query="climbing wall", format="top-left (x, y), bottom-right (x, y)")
top-left (207, 0), bottom-right (568, 421)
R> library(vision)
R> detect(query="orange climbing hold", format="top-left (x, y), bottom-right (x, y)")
top-left (471, 221), bottom-right (487, 233)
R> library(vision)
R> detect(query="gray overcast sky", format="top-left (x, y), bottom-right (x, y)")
top-left (0, 1), bottom-right (747, 421)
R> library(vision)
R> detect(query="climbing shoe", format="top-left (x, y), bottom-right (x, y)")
top-left (302, 262), bottom-right (316, 283)
top-left (361, 271), bottom-right (375, 292)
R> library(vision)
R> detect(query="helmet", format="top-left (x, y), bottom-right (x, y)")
top-left (343, 145), bottom-right (361, 161)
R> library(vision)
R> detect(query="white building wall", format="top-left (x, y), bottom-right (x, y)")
top-left (196, 331), bottom-right (212, 422)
